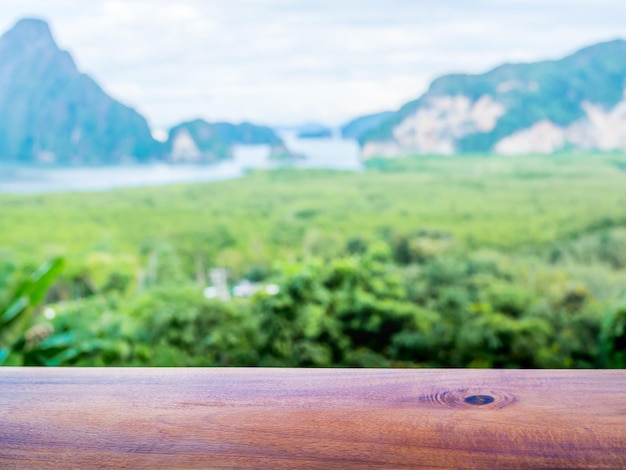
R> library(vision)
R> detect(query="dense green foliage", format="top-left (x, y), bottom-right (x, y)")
top-left (1, 153), bottom-right (625, 367)
top-left (0, 258), bottom-right (64, 364)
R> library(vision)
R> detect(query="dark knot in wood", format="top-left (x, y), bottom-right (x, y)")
top-left (464, 395), bottom-right (495, 406)
top-left (419, 389), bottom-right (516, 409)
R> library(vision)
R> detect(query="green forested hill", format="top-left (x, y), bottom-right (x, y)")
top-left (362, 39), bottom-right (626, 154)
top-left (1, 154), bottom-right (625, 368)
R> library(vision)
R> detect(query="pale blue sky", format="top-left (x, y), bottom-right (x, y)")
top-left (2, 1), bottom-right (626, 129)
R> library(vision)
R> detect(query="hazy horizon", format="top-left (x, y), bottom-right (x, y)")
top-left (2, 1), bottom-right (626, 130)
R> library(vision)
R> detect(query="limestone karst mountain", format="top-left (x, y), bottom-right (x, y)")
top-left (0, 18), bottom-right (160, 164)
top-left (360, 39), bottom-right (626, 158)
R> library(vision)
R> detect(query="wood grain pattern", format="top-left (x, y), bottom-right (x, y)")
top-left (1, 369), bottom-right (625, 469)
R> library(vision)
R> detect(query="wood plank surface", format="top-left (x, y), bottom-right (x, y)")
top-left (1, 368), bottom-right (624, 469)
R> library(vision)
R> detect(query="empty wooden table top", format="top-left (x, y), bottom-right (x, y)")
top-left (1, 368), bottom-right (625, 469)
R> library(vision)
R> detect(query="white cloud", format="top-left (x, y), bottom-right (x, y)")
top-left (1, 1), bottom-right (626, 128)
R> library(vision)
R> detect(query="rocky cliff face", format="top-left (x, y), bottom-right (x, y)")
top-left (0, 18), bottom-right (160, 164)
top-left (361, 39), bottom-right (626, 158)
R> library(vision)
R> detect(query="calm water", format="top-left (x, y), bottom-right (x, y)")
top-left (0, 134), bottom-right (362, 194)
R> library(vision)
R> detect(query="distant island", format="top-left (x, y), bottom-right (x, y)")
top-left (166, 120), bottom-right (284, 162)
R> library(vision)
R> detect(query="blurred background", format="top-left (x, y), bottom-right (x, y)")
top-left (1, 1), bottom-right (625, 368)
